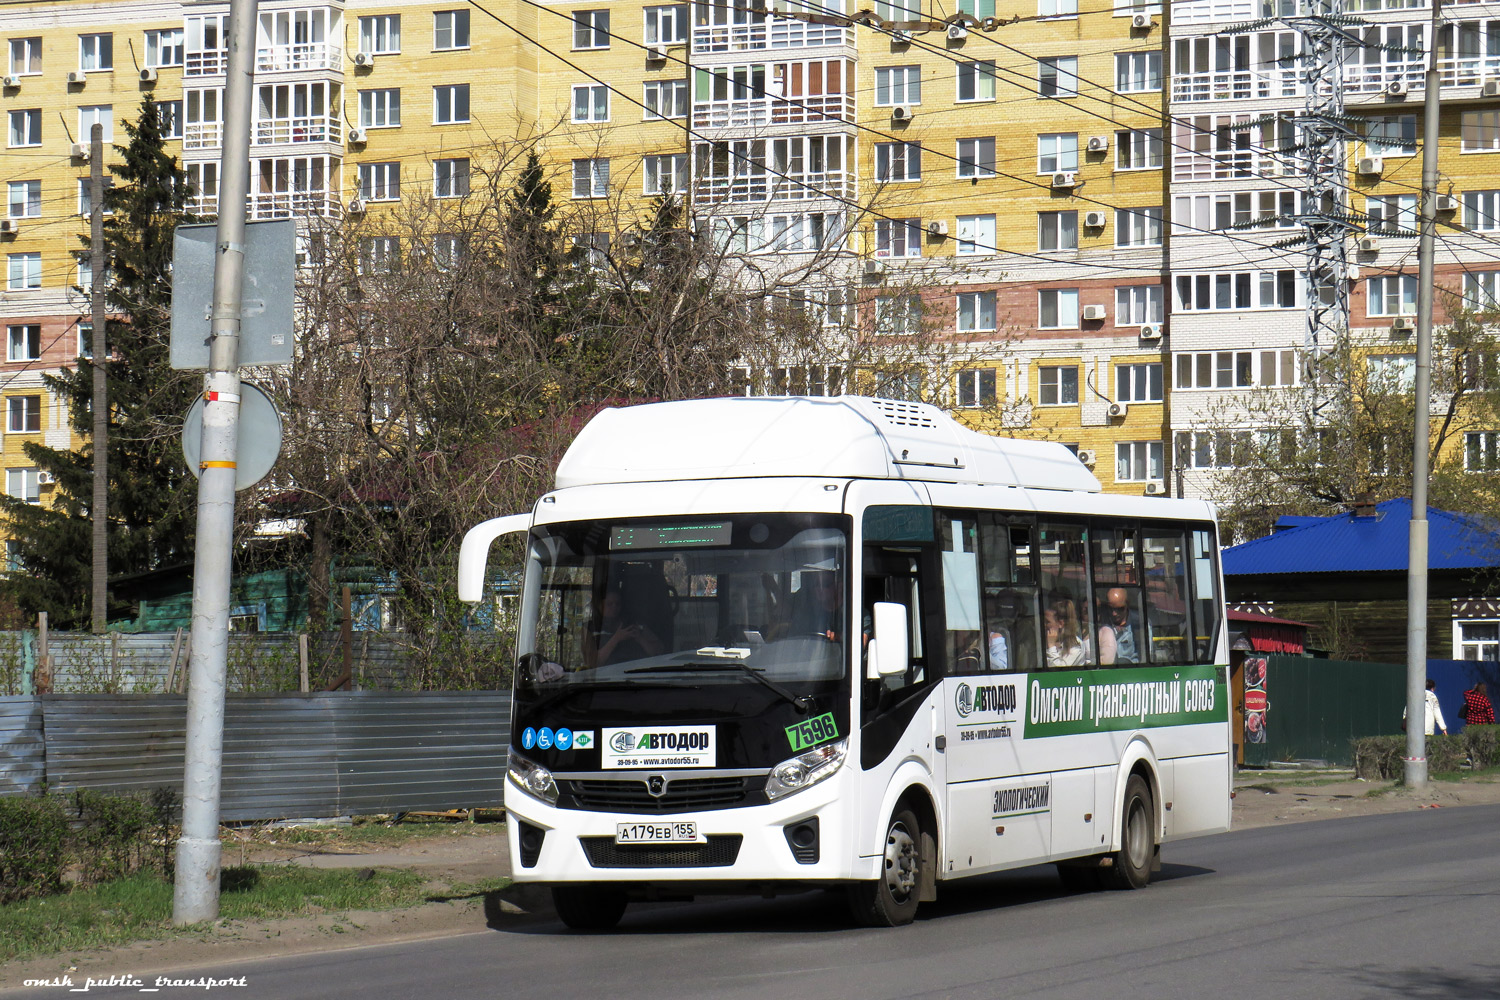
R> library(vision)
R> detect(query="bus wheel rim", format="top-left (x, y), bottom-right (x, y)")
top-left (884, 821), bottom-right (918, 900)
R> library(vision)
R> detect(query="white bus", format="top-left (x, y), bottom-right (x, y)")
top-left (459, 396), bottom-right (1231, 929)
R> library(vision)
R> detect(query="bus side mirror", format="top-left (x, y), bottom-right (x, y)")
top-left (866, 601), bottom-right (909, 680)
top-left (457, 514), bottom-right (530, 602)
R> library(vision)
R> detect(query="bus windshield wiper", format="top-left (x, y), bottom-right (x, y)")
top-left (627, 663), bottom-right (814, 712)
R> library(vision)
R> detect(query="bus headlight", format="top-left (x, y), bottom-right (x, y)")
top-left (508, 752), bottom-right (559, 805)
top-left (765, 739), bottom-right (847, 802)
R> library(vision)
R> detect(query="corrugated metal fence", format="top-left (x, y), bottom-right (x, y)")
top-left (1242, 655), bottom-right (1404, 767)
top-left (0, 692), bottom-right (511, 821)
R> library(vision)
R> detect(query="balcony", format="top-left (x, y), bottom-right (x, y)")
top-left (256, 42), bottom-right (342, 73)
top-left (251, 190), bottom-right (341, 219)
top-left (184, 121), bottom-right (223, 151)
top-left (694, 168), bottom-right (854, 205)
top-left (1342, 56), bottom-right (1500, 98)
top-left (185, 49), bottom-right (226, 76)
top-left (1171, 69), bottom-right (1301, 102)
top-left (254, 115), bottom-right (343, 145)
top-left (693, 92), bottom-right (854, 129)
top-left (693, 19), bottom-right (850, 53)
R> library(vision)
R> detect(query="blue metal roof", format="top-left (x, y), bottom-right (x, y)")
top-left (1223, 498), bottom-right (1500, 576)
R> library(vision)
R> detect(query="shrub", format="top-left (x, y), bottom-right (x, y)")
top-left (0, 795), bottom-right (68, 902)
top-left (1352, 727), bottom-right (1500, 780)
top-left (73, 790), bottom-right (154, 886)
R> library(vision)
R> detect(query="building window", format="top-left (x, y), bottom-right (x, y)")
top-left (1039, 365), bottom-right (1079, 404)
top-left (8, 37), bottom-right (41, 76)
top-left (644, 5), bottom-right (688, 44)
top-left (145, 29), bottom-right (184, 68)
top-left (875, 294), bottom-right (922, 336)
top-left (573, 10), bottom-right (611, 49)
top-left (434, 158), bottom-right (469, 198)
top-left (1457, 620), bottom-right (1500, 659)
top-left (1365, 115), bottom-right (1417, 157)
top-left (6, 468), bottom-right (39, 504)
top-left (1368, 274), bottom-right (1417, 316)
top-left (957, 291), bottom-right (997, 333)
top-left (77, 323), bottom-right (93, 359)
top-left (7, 253), bottom-right (40, 290)
top-left (957, 61), bottom-right (997, 102)
top-left (1116, 207), bottom-right (1163, 247)
top-left (155, 101), bottom-right (182, 139)
top-left (1173, 190), bottom-right (1299, 233)
top-left (876, 219), bottom-right (922, 258)
top-left (875, 66), bottom-right (921, 106)
top-left (643, 80), bottom-right (687, 119)
top-left (955, 214), bottom-right (995, 255)
top-left (643, 153), bottom-right (687, 194)
top-left (1462, 111), bottom-right (1500, 152)
top-left (572, 157), bottom-right (609, 199)
top-left (1174, 351), bottom-right (1255, 389)
top-left (1367, 194), bottom-right (1416, 235)
top-left (7, 395), bottom-right (40, 432)
top-left (1038, 211), bottom-right (1078, 251)
top-left (358, 237), bottom-right (398, 275)
top-left (1039, 0), bottom-right (1078, 16)
top-left (572, 84), bottom-right (609, 122)
top-left (79, 33), bottom-right (113, 71)
top-left (1038, 56), bottom-right (1078, 97)
top-left (1116, 128), bottom-right (1163, 169)
top-left (358, 162), bottom-right (400, 201)
top-left (958, 0), bottom-right (996, 15)
top-left (1038, 133), bottom-right (1078, 173)
top-left (1116, 441), bottom-right (1163, 482)
top-left (875, 142), bottom-right (921, 182)
top-left (359, 15), bottom-right (401, 54)
top-left (5, 540), bottom-right (21, 572)
top-left (1117, 363), bottom-right (1163, 403)
top-left (1115, 51), bottom-right (1160, 92)
top-left (956, 369), bottom-right (997, 407)
top-left (1175, 431), bottom-right (1250, 470)
top-left (434, 84), bottom-right (470, 124)
top-left (1466, 432), bottom-right (1500, 471)
top-left (7, 325), bottom-right (40, 362)
top-left (1367, 353), bottom-right (1416, 391)
top-left (8, 109), bottom-right (39, 147)
top-left (1038, 288), bottom-right (1079, 328)
top-left (76, 176), bottom-right (114, 217)
top-left (1175, 271), bottom-right (1298, 311)
top-left (7, 180), bottom-right (39, 218)
top-left (1465, 271), bottom-right (1500, 312)
top-left (1116, 285), bottom-right (1164, 324)
top-left (78, 106), bottom-right (113, 143)
top-left (360, 89), bottom-right (401, 128)
top-left (955, 137), bottom-right (996, 178)
top-left (434, 10), bottom-right (471, 50)
top-left (1464, 190), bottom-right (1500, 231)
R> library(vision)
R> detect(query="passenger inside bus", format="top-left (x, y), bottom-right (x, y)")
top-left (1097, 586), bottom-right (1146, 664)
top-left (584, 588), bottom-right (665, 667)
top-left (1045, 598), bottom-right (1090, 667)
top-left (789, 569), bottom-right (842, 641)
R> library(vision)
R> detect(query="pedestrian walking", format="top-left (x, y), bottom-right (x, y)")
top-left (1460, 681), bottom-right (1496, 726)
top-left (1403, 678), bottom-right (1449, 736)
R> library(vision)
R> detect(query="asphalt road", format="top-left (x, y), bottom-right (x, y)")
top-left (17, 805), bottom-right (1500, 1000)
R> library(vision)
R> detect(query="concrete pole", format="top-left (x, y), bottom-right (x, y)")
top-left (89, 123), bottom-right (108, 634)
top-left (1404, 0), bottom-right (1443, 790)
top-left (173, 0), bottom-right (257, 925)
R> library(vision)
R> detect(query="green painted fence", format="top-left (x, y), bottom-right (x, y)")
top-left (1243, 655), bottom-right (1405, 768)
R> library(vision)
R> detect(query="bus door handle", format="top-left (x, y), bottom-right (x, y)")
top-left (935, 735), bottom-right (947, 752)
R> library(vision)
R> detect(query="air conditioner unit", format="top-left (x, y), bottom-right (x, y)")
top-left (863, 259), bottom-right (885, 277)
top-left (353, 51), bottom-right (375, 67)
top-left (1108, 400), bottom-right (1128, 418)
top-left (36, 471), bottom-right (54, 485)
top-left (1139, 324), bottom-right (1162, 340)
top-left (348, 128), bottom-right (367, 145)
top-left (1391, 316), bottom-right (1415, 333)
top-left (1084, 210), bottom-right (1107, 228)
top-left (892, 29), bottom-right (913, 43)
top-left (1086, 135), bottom-right (1109, 153)
top-left (139, 67), bottom-right (158, 83)
top-left (1358, 236), bottom-right (1381, 252)
top-left (1051, 171), bottom-right (1078, 189)
top-left (1484, 78), bottom-right (1500, 97)
top-left (891, 105), bottom-right (912, 122)
top-left (1077, 449), bottom-right (1097, 467)
top-left (1357, 156), bottom-right (1383, 176)
top-left (981, 16), bottom-right (1000, 29)
top-left (1, 74), bottom-right (18, 88)
top-left (1082, 304), bottom-right (1107, 321)
top-left (646, 44), bottom-right (668, 61)
top-left (0, 220), bottom-right (15, 235)
top-left (927, 220), bottom-right (948, 236)
top-left (67, 70), bottom-right (86, 84)
top-left (1132, 12), bottom-right (1154, 27)
top-left (1436, 194), bottom-right (1458, 212)
top-left (947, 22), bottom-right (969, 39)
top-left (1144, 481), bottom-right (1167, 496)
top-left (1385, 79), bottom-right (1407, 97)
top-left (347, 198), bottom-right (366, 215)
top-left (70, 143), bottom-right (89, 160)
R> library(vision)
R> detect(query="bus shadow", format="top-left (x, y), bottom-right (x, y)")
top-left (485, 862), bottom-right (1217, 935)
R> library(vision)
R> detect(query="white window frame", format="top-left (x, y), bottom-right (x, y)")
top-left (573, 83), bottom-right (609, 122)
top-left (1115, 284), bottom-right (1164, 324)
top-left (644, 5), bottom-right (688, 45)
top-left (433, 10), bottom-right (471, 50)
top-left (8, 37), bottom-right (41, 77)
top-left (7, 252), bottom-right (40, 291)
top-left (1367, 274), bottom-right (1418, 316)
top-left (875, 294), bottom-right (923, 336)
top-left (359, 14), bottom-right (402, 54)
top-left (358, 161), bottom-right (400, 201)
top-left (957, 61), bottom-right (997, 102)
top-left (1037, 132), bottom-right (1078, 173)
top-left (6, 468), bottom-right (39, 504)
top-left (7, 395), bottom-right (40, 433)
top-left (643, 80), bottom-right (687, 120)
top-left (955, 214), bottom-right (995, 255)
top-left (1466, 432), bottom-right (1500, 472)
top-left (1115, 441), bottom-right (1163, 482)
top-left (1115, 207), bottom-right (1163, 247)
top-left (7, 324), bottom-right (40, 362)
top-left (1116, 128), bottom-right (1164, 170)
top-left (572, 157), bottom-right (609, 199)
top-left (1464, 190), bottom-right (1500, 231)
top-left (1115, 51), bottom-right (1161, 92)
top-left (1366, 115), bottom-right (1417, 157)
top-left (1038, 56), bottom-right (1079, 98)
top-left (643, 153), bottom-right (688, 195)
top-left (433, 84), bottom-right (470, 124)
top-left (145, 29), bottom-right (184, 68)
top-left (1464, 271), bottom-right (1500, 312)
top-left (1463, 111), bottom-right (1500, 153)
top-left (875, 218), bottom-right (922, 259)
top-left (956, 368), bottom-right (998, 408)
top-left (79, 32), bottom-right (113, 72)
top-left (1039, 0), bottom-right (1078, 17)
top-left (875, 141), bottom-right (921, 182)
top-left (1038, 211), bottom-right (1078, 251)
top-left (360, 89), bottom-right (401, 128)
top-left (956, 137), bottom-right (996, 178)
top-left (78, 106), bottom-right (113, 143)
top-left (7, 180), bottom-right (40, 219)
top-left (1038, 288), bottom-right (1080, 328)
top-left (573, 10), bottom-right (611, 49)
top-left (956, 290), bottom-right (997, 332)
top-left (875, 65), bottom-right (921, 106)
top-left (434, 157), bottom-right (470, 198)
top-left (1038, 364), bottom-right (1080, 404)
top-left (1117, 363), bottom-right (1163, 403)
top-left (8, 109), bottom-right (40, 147)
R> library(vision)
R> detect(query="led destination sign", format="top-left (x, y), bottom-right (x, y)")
top-left (609, 521), bottom-right (734, 550)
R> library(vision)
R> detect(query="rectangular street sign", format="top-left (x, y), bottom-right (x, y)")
top-left (170, 219), bottom-right (296, 369)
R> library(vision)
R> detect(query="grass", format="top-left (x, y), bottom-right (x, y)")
top-left (229, 814), bottom-right (504, 852)
top-left (0, 867), bottom-right (431, 965)
top-left (1430, 763), bottom-right (1500, 783)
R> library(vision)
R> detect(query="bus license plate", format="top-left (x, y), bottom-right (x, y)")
top-left (615, 822), bottom-right (699, 844)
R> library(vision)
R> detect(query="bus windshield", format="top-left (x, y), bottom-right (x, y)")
top-left (515, 513), bottom-right (850, 705)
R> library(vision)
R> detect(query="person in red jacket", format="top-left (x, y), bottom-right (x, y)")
top-left (1462, 682), bottom-right (1496, 726)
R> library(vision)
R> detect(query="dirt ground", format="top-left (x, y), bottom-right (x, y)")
top-left (5, 771), bottom-right (1500, 988)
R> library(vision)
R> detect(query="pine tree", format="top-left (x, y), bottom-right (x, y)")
top-left (0, 96), bottom-right (200, 624)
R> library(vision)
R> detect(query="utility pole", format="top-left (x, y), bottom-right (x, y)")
top-left (89, 123), bottom-right (107, 634)
top-left (173, 0), bottom-right (257, 925)
top-left (1405, 0), bottom-right (1443, 791)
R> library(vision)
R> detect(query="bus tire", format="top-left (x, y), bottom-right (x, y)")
top-left (552, 884), bottom-right (628, 930)
top-left (1104, 773), bottom-right (1155, 890)
top-left (848, 807), bottom-right (923, 926)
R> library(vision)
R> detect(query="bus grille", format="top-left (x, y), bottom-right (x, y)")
top-left (561, 776), bottom-right (756, 813)
top-left (580, 835), bottom-right (743, 868)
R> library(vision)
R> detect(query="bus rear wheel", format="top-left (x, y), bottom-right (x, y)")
top-left (1104, 773), bottom-right (1155, 890)
top-left (552, 885), bottom-right (628, 930)
top-left (848, 807), bottom-right (922, 927)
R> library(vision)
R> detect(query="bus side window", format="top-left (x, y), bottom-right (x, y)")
top-left (862, 549), bottom-right (928, 713)
top-left (1190, 527), bottom-right (1222, 663)
top-left (979, 515), bottom-right (1040, 672)
top-left (1038, 522), bottom-right (1095, 667)
top-left (1141, 529), bottom-right (1191, 665)
top-left (1092, 525), bottom-right (1147, 665)
top-left (939, 516), bottom-right (984, 674)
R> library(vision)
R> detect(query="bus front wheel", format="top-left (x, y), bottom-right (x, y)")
top-left (1104, 774), bottom-right (1155, 890)
top-left (552, 884), bottom-right (628, 930)
top-left (848, 807), bottom-right (923, 927)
